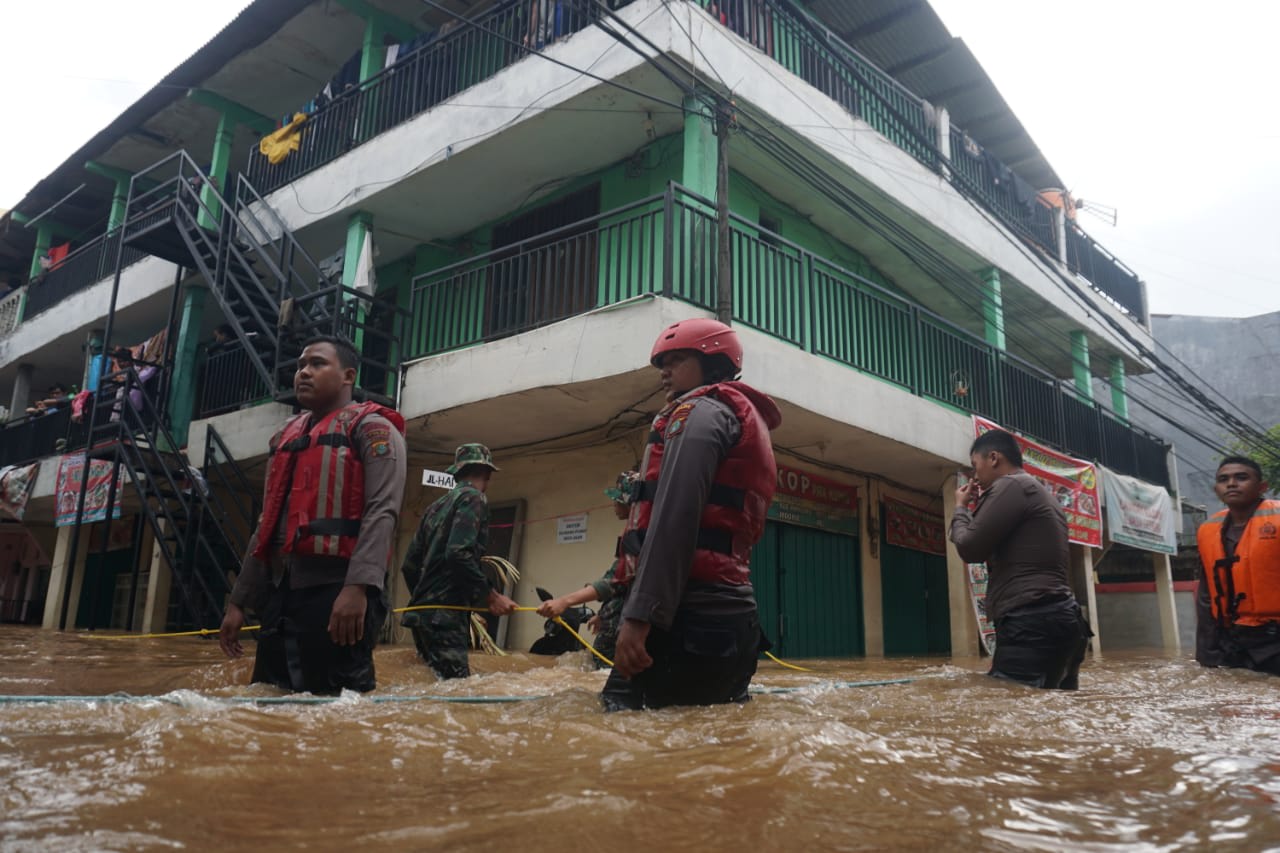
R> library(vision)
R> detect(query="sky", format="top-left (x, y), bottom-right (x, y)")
top-left (1, 0), bottom-right (1276, 318)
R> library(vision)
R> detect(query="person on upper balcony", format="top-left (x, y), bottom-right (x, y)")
top-left (1196, 456), bottom-right (1280, 676)
top-left (218, 335), bottom-right (407, 694)
top-left (949, 428), bottom-right (1092, 690)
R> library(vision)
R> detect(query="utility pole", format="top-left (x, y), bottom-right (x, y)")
top-left (715, 96), bottom-right (732, 326)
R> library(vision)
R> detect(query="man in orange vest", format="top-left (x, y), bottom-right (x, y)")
top-left (1196, 456), bottom-right (1280, 674)
top-left (219, 336), bottom-right (407, 694)
top-left (607, 318), bottom-right (781, 710)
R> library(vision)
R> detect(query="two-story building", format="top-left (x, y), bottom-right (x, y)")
top-left (0, 0), bottom-right (1177, 658)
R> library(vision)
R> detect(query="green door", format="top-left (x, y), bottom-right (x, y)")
top-left (751, 521), bottom-right (863, 658)
top-left (881, 534), bottom-right (951, 655)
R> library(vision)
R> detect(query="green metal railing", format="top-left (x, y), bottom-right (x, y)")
top-left (408, 183), bottom-right (1170, 486)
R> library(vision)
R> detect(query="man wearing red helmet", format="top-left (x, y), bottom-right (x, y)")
top-left (605, 318), bottom-right (782, 710)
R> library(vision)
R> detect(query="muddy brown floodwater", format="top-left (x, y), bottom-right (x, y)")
top-left (2, 625), bottom-right (1279, 851)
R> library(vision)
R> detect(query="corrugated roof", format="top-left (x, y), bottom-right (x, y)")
top-left (803, 0), bottom-right (1064, 190)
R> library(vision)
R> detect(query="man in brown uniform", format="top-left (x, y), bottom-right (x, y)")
top-left (219, 336), bottom-right (407, 694)
top-left (949, 428), bottom-right (1090, 689)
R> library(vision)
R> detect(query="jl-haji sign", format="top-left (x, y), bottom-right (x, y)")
top-left (973, 416), bottom-right (1102, 548)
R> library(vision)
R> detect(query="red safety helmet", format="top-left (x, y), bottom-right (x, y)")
top-left (649, 318), bottom-right (743, 369)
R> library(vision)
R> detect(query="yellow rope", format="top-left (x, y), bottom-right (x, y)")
top-left (764, 651), bottom-right (813, 672)
top-left (79, 604), bottom-right (812, 672)
top-left (84, 625), bottom-right (262, 641)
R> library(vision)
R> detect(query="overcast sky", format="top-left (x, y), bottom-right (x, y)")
top-left (2, 0), bottom-right (1275, 318)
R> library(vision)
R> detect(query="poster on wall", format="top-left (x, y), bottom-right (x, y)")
top-left (883, 496), bottom-right (946, 555)
top-left (1099, 465), bottom-right (1177, 554)
top-left (966, 561), bottom-right (997, 655)
top-left (768, 464), bottom-right (859, 535)
top-left (973, 416), bottom-right (1102, 548)
top-left (54, 453), bottom-right (123, 527)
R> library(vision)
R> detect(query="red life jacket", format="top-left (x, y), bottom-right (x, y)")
top-left (615, 381), bottom-right (781, 587)
top-left (253, 401), bottom-right (405, 560)
top-left (1197, 500), bottom-right (1280, 627)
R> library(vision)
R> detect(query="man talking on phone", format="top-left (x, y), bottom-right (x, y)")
top-left (949, 428), bottom-right (1091, 689)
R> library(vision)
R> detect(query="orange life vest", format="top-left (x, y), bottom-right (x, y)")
top-left (253, 401), bottom-right (405, 560)
top-left (614, 381), bottom-right (781, 587)
top-left (1197, 500), bottom-right (1280, 627)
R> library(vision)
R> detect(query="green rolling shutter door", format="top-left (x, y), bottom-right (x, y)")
top-left (751, 521), bottom-right (863, 658)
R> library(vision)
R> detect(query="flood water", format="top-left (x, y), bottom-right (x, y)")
top-left (2, 625), bottom-right (1279, 851)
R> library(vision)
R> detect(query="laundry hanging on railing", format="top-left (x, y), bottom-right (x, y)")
top-left (259, 113), bottom-right (308, 165)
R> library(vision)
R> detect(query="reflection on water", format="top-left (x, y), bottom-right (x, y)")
top-left (2, 625), bottom-right (1279, 851)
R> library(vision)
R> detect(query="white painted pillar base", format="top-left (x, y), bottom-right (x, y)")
top-left (142, 522), bottom-right (172, 633)
top-left (860, 480), bottom-right (884, 657)
top-left (1154, 552), bottom-right (1181, 652)
top-left (942, 473), bottom-right (981, 657)
top-left (1073, 544), bottom-right (1102, 656)
top-left (43, 526), bottom-right (87, 630)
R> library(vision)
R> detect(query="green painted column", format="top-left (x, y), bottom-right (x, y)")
top-left (28, 223), bottom-right (53, 282)
top-left (198, 112), bottom-right (236, 230)
top-left (1070, 330), bottom-right (1093, 400)
top-left (1110, 355), bottom-right (1129, 422)
top-left (167, 281), bottom-right (209, 446)
top-left (681, 95), bottom-right (717, 200)
top-left (359, 18), bottom-right (387, 82)
top-left (981, 267), bottom-right (1005, 350)
top-left (342, 212), bottom-right (374, 364)
top-left (108, 177), bottom-right (129, 232)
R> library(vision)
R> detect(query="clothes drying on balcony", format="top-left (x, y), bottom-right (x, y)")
top-left (259, 113), bottom-right (308, 165)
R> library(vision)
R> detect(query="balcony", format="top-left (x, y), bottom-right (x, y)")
top-left (18, 228), bottom-right (149, 323)
top-left (0, 406), bottom-right (90, 468)
top-left (246, 0), bottom-right (601, 195)
top-left (407, 184), bottom-right (1170, 487)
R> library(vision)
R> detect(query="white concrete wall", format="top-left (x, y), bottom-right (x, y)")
top-left (390, 439), bottom-right (637, 654)
top-left (186, 402), bottom-right (294, 469)
top-left (1097, 589), bottom-right (1196, 651)
top-left (403, 297), bottom-right (972, 468)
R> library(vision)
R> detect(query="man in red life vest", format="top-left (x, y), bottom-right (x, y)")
top-left (606, 318), bottom-right (782, 710)
top-left (1196, 456), bottom-right (1280, 674)
top-left (219, 336), bottom-right (407, 694)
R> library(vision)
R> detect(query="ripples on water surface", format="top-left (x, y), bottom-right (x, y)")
top-left (1, 625), bottom-right (1279, 851)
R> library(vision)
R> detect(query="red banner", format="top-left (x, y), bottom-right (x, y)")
top-left (973, 416), bottom-right (1101, 547)
top-left (54, 453), bottom-right (123, 528)
top-left (883, 496), bottom-right (946, 555)
top-left (769, 464), bottom-right (859, 536)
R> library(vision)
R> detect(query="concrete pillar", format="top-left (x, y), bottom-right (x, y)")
top-left (142, 522), bottom-right (172, 633)
top-left (1154, 552), bottom-right (1181, 652)
top-left (167, 281), bottom-right (209, 446)
top-left (198, 112), bottom-right (236, 230)
top-left (359, 17), bottom-right (387, 82)
top-left (84, 329), bottom-right (105, 392)
top-left (1109, 356), bottom-right (1129, 423)
top-left (860, 481), bottom-right (884, 656)
top-left (935, 105), bottom-right (951, 179)
top-left (681, 95), bottom-right (717, 201)
top-left (20, 559), bottom-right (41, 623)
top-left (1054, 206), bottom-right (1068, 265)
top-left (43, 525), bottom-right (89, 630)
top-left (981, 267), bottom-right (1005, 351)
top-left (1071, 543), bottom-right (1101, 656)
top-left (1070, 330), bottom-right (1093, 401)
top-left (28, 223), bottom-right (53, 283)
top-left (10, 363), bottom-right (34, 417)
top-left (942, 472), bottom-right (981, 657)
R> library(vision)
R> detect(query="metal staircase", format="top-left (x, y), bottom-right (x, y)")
top-left (58, 149), bottom-right (403, 630)
top-left (67, 372), bottom-right (255, 630)
top-left (120, 151), bottom-right (401, 405)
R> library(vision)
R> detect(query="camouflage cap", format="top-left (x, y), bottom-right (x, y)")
top-left (604, 469), bottom-right (642, 504)
top-left (446, 443), bottom-right (500, 475)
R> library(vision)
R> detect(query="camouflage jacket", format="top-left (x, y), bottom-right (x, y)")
top-left (400, 483), bottom-right (491, 613)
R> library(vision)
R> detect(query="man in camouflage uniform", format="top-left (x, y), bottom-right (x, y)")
top-left (537, 470), bottom-right (640, 667)
top-left (400, 443), bottom-right (517, 679)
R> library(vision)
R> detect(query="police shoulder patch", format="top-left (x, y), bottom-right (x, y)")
top-left (665, 401), bottom-right (696, 439)
top-left (364, 423), bottom-right (394, 458)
